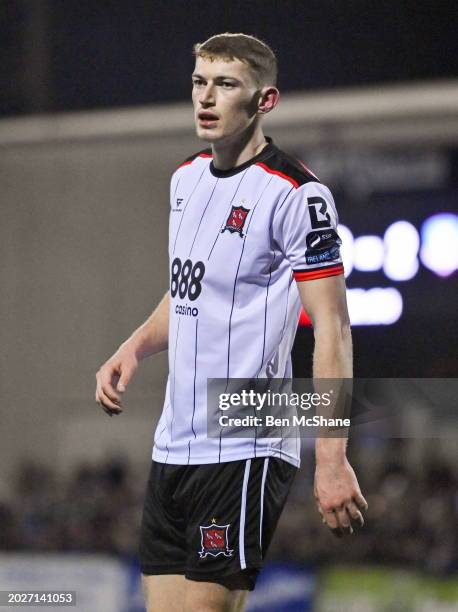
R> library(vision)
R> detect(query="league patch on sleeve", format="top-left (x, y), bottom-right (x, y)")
top-left (305, 245), bottom-right (341, 265)
top-left (305, 228), bottom-right (342, 265)
top-left (306, 229), bottom-right (340, 250)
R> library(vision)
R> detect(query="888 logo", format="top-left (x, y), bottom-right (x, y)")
top-left (170, 257), bottom-right (205, 302)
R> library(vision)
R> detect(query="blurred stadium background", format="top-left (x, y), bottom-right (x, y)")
top-left (0, 2), bottom-right (457, 610)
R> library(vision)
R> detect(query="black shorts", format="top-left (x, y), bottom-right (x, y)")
top-left (139, 457), bottom-right (297, 591)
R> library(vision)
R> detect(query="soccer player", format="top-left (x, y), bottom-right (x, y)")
top-left (95, 33), bottom-right (367, 612)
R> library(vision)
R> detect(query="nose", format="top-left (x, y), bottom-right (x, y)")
top-left (199, 83), bottom-right (215, 106)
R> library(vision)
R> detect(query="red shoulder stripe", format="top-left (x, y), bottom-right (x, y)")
top-left (297, 159), bottom-right (319, 180)
top-left (255, 162), bottom-right (299, 189)
top-left (177, 152), bottom-right (213, 169)
top-left (293, 264), bottom-right (344, 282)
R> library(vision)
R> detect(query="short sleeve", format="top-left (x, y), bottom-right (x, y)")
top-left (272, 181), bottom-right (344, 281)
top-left (170, 170), bottom-right (179, 209)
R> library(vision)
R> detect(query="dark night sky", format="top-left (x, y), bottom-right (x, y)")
top-left (1, 0), bottom-right (457, 116)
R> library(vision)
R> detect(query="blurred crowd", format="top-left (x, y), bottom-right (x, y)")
top-left (0, 440), bottom-right (456, 575)
top-left (0, 457), bottom-right (142, 557)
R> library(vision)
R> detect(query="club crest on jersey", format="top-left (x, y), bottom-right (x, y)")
top-left (198, 521), bottom-right (233, 558)
top-left (221, 205), bottom-right (250, 237)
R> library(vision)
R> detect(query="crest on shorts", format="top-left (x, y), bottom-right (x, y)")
top-left (221, 206), bottom-right (250, 237)
top-left (198, 520), bottom-right (234, 558)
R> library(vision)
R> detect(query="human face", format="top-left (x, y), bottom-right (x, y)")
top-left (192, 56), bottom-right (261, 144)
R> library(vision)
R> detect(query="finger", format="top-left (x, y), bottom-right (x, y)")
top-left (99, 399), bottom-right (120, 416)
top-left (103, 379), bottom-right (123, 405)
top-left (103, 388), bottom-right (123, 408)
top-left (353, 491), bottom-right (369, 512)
top-left (95, 392), bottom-right (114, 417)
top-left (346, 501), bottom-right (364, 527)
top-left (316, 503), bottom-right (326, 524)
top-left (96, 370), bottom-right (122, 404)
top-left (335, 506), bottom-right (353, 535)
top-left (97, 373), bottom-right (123, 406)
top-left (97, 387), bottom-right (123, 413)
top-left (117, 364), bottom-right (135, 393)
top-left (323, 509), bottom-right (343, 537)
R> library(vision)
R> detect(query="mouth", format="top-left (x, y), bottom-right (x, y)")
top-left (198, 111), bottom-right (219, 127)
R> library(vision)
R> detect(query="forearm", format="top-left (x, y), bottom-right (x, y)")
top-left (312, 320), bottom-right (352, 379)
top-left (313, 321), bottom-right (352, 463)
top-left (118, 291), bottom-right (169, 360)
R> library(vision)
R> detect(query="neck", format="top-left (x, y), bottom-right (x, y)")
top-left (211, 125), bottom-right (268, 171)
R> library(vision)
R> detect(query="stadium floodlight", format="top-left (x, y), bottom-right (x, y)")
top-left (353, 235), bottom-right (385, 272)
top-left (420, 213), bottom-right (458, 277)
top-left (346, 287), bottom-right (403, 325)
top-left (383, 221), bottom-right (420, 281)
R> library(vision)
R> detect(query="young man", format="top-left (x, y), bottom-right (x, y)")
top-left (95, 33), bottom-right (367, 612)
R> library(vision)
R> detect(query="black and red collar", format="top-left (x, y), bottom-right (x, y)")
top-left (209, 137), bottom-right (276, 178)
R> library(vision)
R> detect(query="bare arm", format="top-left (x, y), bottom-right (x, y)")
top-left (95, 291), bottom-right (169, 416)
top-left (297, 275), bottom-right (368, 536)
top-left (122, 291), bottom-right (170, 360)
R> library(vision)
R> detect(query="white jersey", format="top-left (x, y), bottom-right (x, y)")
top-left (152, 138), bottom-right (344, 467)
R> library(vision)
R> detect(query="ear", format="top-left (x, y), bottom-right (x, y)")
top-left (257, 86), bottom-right (280, 114)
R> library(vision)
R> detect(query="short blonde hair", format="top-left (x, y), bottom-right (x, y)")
top-left (193, 33), bottom-right (278, 87)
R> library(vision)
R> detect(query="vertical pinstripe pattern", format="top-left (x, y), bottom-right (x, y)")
top-left (168, 317), bottom-right (181, 455)
top-left (207, 170), bottom-right (249, 260)
top-left (225, 176), bottom-right (273, 380)
top-left (259, 458), bottom-right (269, 549)
top-left (218, 175), bottom-right (273, 463)
top-left (279, 273), bottom-right (293, 342)
top-left (277, 274), bottom-right (293, 462)
top-left (153, 141), bottom-right (322, 468)
top-left (188, 178), bottom-right (219, 257)
top-left (172, 164), bottom-right (207, 255)
top-left (273, 185), bottom-right (295, 214)
top-left (239, 459), bottom-right (251, 570)
top-left (225, 230), bottom-right (249, 380)
top-left (187, 318), bottom-right (199, 465)
top-left (256, 250), bottom-right (276, 378)
top-left (152, 402), bottom-right (169, 449)
top-left (171, 175), bottom-right (181, 202)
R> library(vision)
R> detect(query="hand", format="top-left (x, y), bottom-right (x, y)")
top-left (95, 347), bottom-right (138, 417)
top-left (314, 456), bottom-right (368, 537)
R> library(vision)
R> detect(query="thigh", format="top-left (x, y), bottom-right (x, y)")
top-left (142, 574), bottom-right (186, 612)
top-left (184, 579), bottom-right (248, 612)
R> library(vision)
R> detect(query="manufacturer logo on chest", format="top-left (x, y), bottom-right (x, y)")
top-left (172, 197), bottom-right (183, 212)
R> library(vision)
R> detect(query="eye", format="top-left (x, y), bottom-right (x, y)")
top-left (221, 81), bottom-right (235, 89)
top-left (192, 78), bottom-right (205, 87)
